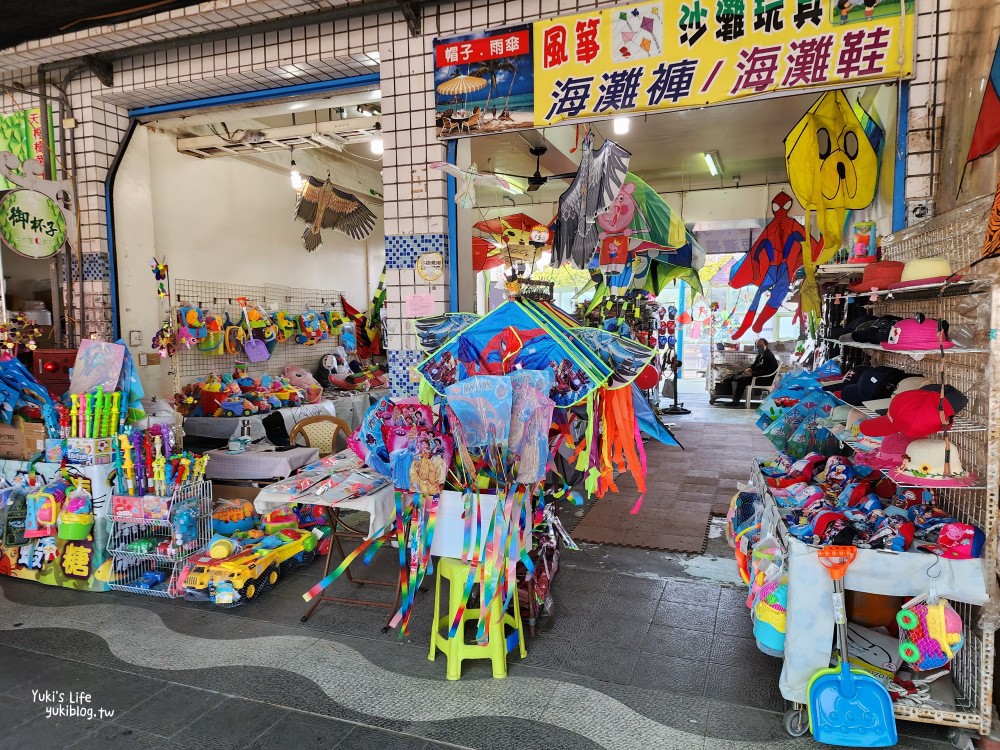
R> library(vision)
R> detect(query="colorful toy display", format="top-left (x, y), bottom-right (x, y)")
top-left (111, 425), bottom-right (205, 498)
top-left (282, 366), bottom-right (323, 403)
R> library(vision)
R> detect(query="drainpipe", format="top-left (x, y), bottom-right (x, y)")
top-left (36, 67), bottom-right (64, 347)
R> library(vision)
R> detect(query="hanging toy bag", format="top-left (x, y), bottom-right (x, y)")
top-left (57, 484), bottom-right (95, 540)
top-left (897, 595), bottom-right (964, 670)
top-left (198, 311), bottom-right (226, 355)
top-left (223, 312), bottom-right (247, 355)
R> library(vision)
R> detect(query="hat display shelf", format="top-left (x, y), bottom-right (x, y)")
top-left (768, 194), bottom-right (1000, 737)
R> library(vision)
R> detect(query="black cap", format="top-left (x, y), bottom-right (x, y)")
top-left (841, 366), bottom-right (908, 405)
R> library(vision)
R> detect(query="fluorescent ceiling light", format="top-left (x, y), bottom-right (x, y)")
top-left (613, 116), bottom-right (630, 135)
top-left (703, 150), bottom-right (723, 177)
top-left (289, 151), bottom-right (303, 190)
top-left (370, 123), bottom-right (384, 155)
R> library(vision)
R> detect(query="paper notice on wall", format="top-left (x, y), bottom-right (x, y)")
top-left (406, 294), bottom-right (437, 318)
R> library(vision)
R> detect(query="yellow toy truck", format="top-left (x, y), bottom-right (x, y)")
top-left (182, 527), bottom-right (317, 604)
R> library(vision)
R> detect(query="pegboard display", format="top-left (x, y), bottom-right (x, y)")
top-left (170, 278), bottom-right (347, 387)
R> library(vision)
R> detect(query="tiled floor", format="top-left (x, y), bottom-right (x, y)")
top-left (0, 387), bottom-right (957, 750)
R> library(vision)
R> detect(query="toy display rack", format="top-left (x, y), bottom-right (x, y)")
top-left (170, 278), bottom-right (349, 392)
top-left (792, 195), bottom-right (998, 735)
top-left (106, 481), bottom-right (212, 599)
top-left (749, 459), bottom-right (991, 734)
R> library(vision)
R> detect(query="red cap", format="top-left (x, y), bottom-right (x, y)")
top-left (859, 389), bottom-right (956, 438)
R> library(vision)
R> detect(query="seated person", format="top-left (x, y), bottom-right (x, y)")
top-left (715, 338), bottom-right (779, 407)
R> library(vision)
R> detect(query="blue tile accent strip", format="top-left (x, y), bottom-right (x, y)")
top-left (388, 349), bottom-right (421, 399)
top-left (384, 234), bottom-right (447, 270)
top-left (71, 253), bottom-right (111, 281)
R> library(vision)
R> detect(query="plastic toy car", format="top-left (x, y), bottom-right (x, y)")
top-left (137, 570), bottom-right (167, 589)
top-left (214, 397), bottom-right (257, 418)
top-left (182, 528), bottom-right (318, 604)
top-left (123, 537), bottom-right (157, 554)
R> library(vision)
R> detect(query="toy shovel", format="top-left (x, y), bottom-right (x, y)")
top-left (807, 546), bottom-right (897, 747)
top-left (237, 297), bottom-right (270, 362)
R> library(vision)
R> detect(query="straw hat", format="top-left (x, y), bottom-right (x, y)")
top-left (889, 256), bottom-right (960, 290)
top-left (889, 439), bottom-right (977, 488)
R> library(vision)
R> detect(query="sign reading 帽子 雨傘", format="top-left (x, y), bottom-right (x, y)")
top-left (434, 24), bottom-right (536, 139)
top-left (534, 1), bottom-right (914, 126)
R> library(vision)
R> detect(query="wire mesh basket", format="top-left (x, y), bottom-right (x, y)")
top-left (106, 481), bottom-right (212, 598)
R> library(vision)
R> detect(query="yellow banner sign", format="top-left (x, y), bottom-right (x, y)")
top-left (533, 0), bottom-right (914, 127)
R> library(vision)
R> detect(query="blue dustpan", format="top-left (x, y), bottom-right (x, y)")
top-left (808, 546), bottom-right (897, 747)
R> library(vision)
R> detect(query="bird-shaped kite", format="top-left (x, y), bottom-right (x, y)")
top-left (429, 162), bottom-right (519, 209)
top-left (551, 133), bottom-right (631, 269)
top-left (294, 176), bottom-right (377, 252)
top-left (728, 191), bottom-right (823, 340)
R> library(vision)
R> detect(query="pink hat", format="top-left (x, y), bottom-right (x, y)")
top-left (882, 318), bottom-right (953, 351)
top-left (888, 438), bottom-right (978, 488)
top-left (853, 432), bottom-right (912, 470)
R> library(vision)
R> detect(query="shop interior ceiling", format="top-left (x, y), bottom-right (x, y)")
top-left (144, 89), bottom-right (384, 202)
top-left (471, 91), bottom-right (833, 211)
top-left (0, 0), bottom-right (205, 49)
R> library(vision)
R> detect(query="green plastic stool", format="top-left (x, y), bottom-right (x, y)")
top-left (428, 556), bottom-right (527, 680)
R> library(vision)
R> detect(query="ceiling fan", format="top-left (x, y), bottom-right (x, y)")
top-left (492, 146), bottom-right (577, 192)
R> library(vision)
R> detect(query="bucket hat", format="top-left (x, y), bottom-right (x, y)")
top-left (889, 438), bottom-right (977, 488)
top-left (882, 318), bottom-right (953, 351)
top-left (847, 261), bottom-right (905, 293)
top-left (888, 256), bottom-right (961, 290)
top-left (859, 385), bottom-right (968, 438)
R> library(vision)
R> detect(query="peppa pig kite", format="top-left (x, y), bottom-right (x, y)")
top-left (592, 174), bottom-right (705, 297)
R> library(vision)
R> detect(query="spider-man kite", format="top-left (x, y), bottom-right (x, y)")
top-left (728, 191), bottom-right (823, 340)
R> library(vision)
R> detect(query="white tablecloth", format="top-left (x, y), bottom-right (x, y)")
top-left (183, 401), bottom-right (339, 441)
top-left (206, 446), bottom-right (320, 481)
top-left (253, 452), bottom-right (394, 539)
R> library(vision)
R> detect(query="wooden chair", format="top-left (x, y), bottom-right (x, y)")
top-left (462, 109), bottom-right (481, 133)
top-left (288, 415), bottom-right (351, 456)
top-left (745, 363), bottom-right (782, 410)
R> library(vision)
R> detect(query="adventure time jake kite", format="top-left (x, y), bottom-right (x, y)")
top-left (785, 90), bottom-right (880, 318)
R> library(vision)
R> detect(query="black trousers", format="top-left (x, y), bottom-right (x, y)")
top-left (719, 374), bottom-right (753, 403)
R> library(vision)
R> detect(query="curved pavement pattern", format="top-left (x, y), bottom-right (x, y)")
top-left (0, 581), bottom-right (951, 750)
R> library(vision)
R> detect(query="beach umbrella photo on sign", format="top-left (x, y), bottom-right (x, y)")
top-left (436, 74), bottom-right (488, 95)
top-left (436, 74), bottom-right (487, 112)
